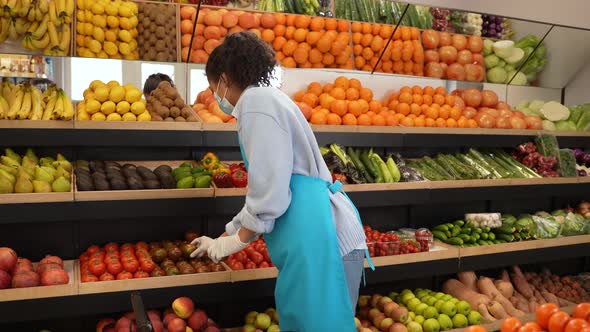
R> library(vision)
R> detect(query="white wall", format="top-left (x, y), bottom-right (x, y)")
top-left (565, 62), bottom-right (590, 106)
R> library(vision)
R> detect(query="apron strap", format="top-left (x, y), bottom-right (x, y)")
top-left (329, 180), bottom-right (376, 273)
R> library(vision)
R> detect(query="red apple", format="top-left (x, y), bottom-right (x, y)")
top-left (115, 317), bottom-right (134, 331)
top-left (370, 294), bottom-right (383, 308)
top-left (147, 311), bottom-right (161, 323)
top-left (36, 263), bottom-right (62, 275)
top-left (150, 318), bottom-right (164, 332)
top-left (41, 269), bottom-right (69, 286)
top-left (390, 322), bottom-right (408, 332)
top-left (188, 310), bottom-right (208, 330)
top-left (373, 314), bottom-right (386, 329)
top-left (383, 302), bottom-right (400, 318)
top-left (163, 313), bottom-right (180, 326)
top-left (96, 318), bottom-right (115, 332)
top-left (378, 297), bottom-right (393, 311)
top-left (0, 270), bottom-right (11, 289)
top-left (11, 270), bottom-right (39, 288)
top-left (0, 247), bottom-right (17, 272)
top-left (172, 297), bottom-right (194, 319)
top-left (11, 257), bottom-right (33, 274)
top-left (381, 317), bottom-right (394, 332)
top-left (39, 255), bottom-right (64, 268)
top-left (167, 317), bottom-right (186, 332)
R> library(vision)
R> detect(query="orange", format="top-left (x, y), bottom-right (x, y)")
top-left (274, 13), bottom-right (286, 25)
top-left (467, 119), bottom-right (478, 128)
top-left (330, 87), bottom-right (346, 100)
top-left (324, 18), bottom-right (338, 30)
top-left (412, 94), bottom-right (423, 105)
top-left (286, 14), bottom-right (296, 27)
top-left (385, 115), bottom-right (399, 126)
top-left (565, 319), bottom-right (589, 332)
top-left (310, 112), bottom-right (327, 125)
top-left (323, 83), bottom-right (334, 94)
top-left (293, 90), bottom-right (305, 102)
top-left (285, 26), bottom-right (296, 39)
top-left (302, 93), bottom-right (318, 108)
top-left (382, 61), bottom-right (393, 73)
top-left (351, 22), bottom-right (362, 33)
top-left (399, 92), bottom-right (412, 104)
top-left (309, 48), bottom-right (323, 64)
top-left (318, 108), bottom-right (330, 115)
top-left (310, 17), bottom-right (325, 31)
top-left (326, 113), bottom-right (342, 125)
top-left (361, 48), bottom-right (374, 61)
top-left (380, 25), bottom-right (392, 39)
top-left (272, 36), bottom-right (287, 51)
top-left (361, 34), bottom-right (373, 47)
top-left (352, 32), bottom-right (363, 45)
top-left (358, 99), bottom-right (369, 113)
top-left (410, 103), bottom-right (421, 116)
top-left (371, 36), bottom-right (384, 52)
top-left (282, 40), bottom-right (298, 56)
top-left (261, 29), bottom-right (275, 42)
top-left (446, 118), bottom-right (457, 127)
top-left (414, 117), bottom-right (426, 127)
top-left (359, 88), bottom-right (373, 102)
top-left (457, 117), bottom-right (468, 128)
top-left (329, 41), bottom-right (346, 56)
top-left (317, 36), bottom-right (332, 53)
top-left (423, 86), bottom-right (435, 96)
top-left (260, 13), bottom-right (277, 29)
top-left (425, 107), bottom-right (439, 119)
top-left (345, 88), bottom-right (359, 101)
top-left (354, 56), bottom-right (366, 69)
top-left (425, 118), bottom-right (436, 127)
top-left (573, 303), bottom-right (590, 320)
top-left (450, 107), bottom-right (462, 120)
top-left (422, 94), bottom-right (433, 106)
top-left (411, 85), bottom-right (422, 95)
top-left (337, 20), bottom-right (349, 32)
top-left (307, 82), bottom-right (323, 96)
top-left (438, 107), bottom-right (450, 120)
top-left (349, 78), bottom-right (362, 90)
top-left (273, 24), bottom-right (286, 37)
top-left (293, 47), bottom-right (309, 64)
top-left (334, 76), bottom-right (350, 90)
top-left (347, 100), bottom-right (362, 117)
top-left (445, 95), bottom-right (456, 107)
top-left (371, 23), bottom-right (381, 35)
top-left (369, 101), bottom-right (382, 113)
top-left (275, 51), bottom-right (286, 61)
top-left (330, 100), bottom-right (348, 116)
top-left (388, 100), bottom-right (399, 111)
top-left (400, 117), bottom-right (414, 127)
top-left (371, 114), bottom-right (386, 126)
top-left (397, 102), bottom-right (410, 116)
top-left (465, 327), bottom-right (487, 332)
top-left (433, 94), bottom-right (445, 106)
top-left (435, 118), bottom-right (447, 127)
top-left (357, 114), bottom-right (371, 126)
top-left (537, 304), bottom-right (560, 330)
top-left (520, 322), bottom-right (542, 332)
top-left (295, 15), bottom-right (311, 29)
top-left (293, 28), bottom-right (307, 42)
top-left (435, 86), bottom-right (447, 95)
top-left (306, 31), bottom-right (322, 46)
top-left (319, 94), bottom-right (335, 109)
top-left (342, 113), bottom-right (357, 125)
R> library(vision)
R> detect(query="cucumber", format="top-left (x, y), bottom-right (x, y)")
top-left (433, 225), bottom-right (449, 232)
top-left (435, 155), bottom-right (464, 180)
top-left (451, 227), bottom-right (461, 237)
top-left (466, 149), bottom-right (503, 179)
top-left (478, 240), bottom-right (487, 246)
top-left (480, 233), bottom-right (489, 240)
top-left (458, 234), bottom-right (471, 242)
top-left (350, 1), bottom-right (360, 21)
top-left (348, 147), bottom-right (372, 183)
top-left (365, 0), bottom-right (375, 22)
top-left (497, 234), bottom-right (514, 242)
top-left (494, 224), bottom-right (515, 234)
top-left (474, 228), bottom-right (483, 234)
top-left (355, 0), bottom-right (369, 22)
top-left (460, 228), bottom-right (472, 235)
top-left (453, 220), bottom-right (465, 227)
top-left (445, 230), bottom-right (451, 238)
top-left (472, 233), bottom-right (480, 241)
top-left (397, 3), bottom-right (411, 26)
top-left (406, 4), bottom-right (420, 27)
top-left (447, 237), bottom-right (464, 246)
top-left (488, 233), bottom-right (496, 241)
top-left (483, 227), bottom-right (491, 233)
top-left (432, 230), bottom-right (447, 241)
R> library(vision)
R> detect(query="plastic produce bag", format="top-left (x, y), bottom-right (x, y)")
top-left (532, 213), bottom-right (562, 238)
top-left (561, 212), bottom-right (588, 236)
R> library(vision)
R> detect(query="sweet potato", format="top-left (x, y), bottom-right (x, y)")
top-left (500, 270), bottom-right (510, 282)
top-left (458, 271), bottom-right (478, 292)
top-left (529, 300), bottom-right (539, 313)
top-left (477, 277), bottom-right (501, 298)
top-left (511, 273), bottom-right (534, 299)
top-left (541, 290), bottom-right (559, 305)
top-left (494, 280), bottom-right (514, 299)
top-left (487, 300), bottom-right (509, 319)
top-left (515, 298), bottom-right (530, 313)
top-left (478, 303), bottom-right (497, 322)
top-left (557, 296), bottom-right (575, 307)
top-left (493, 294), bottom-right (525, 317)
top-left (534, 290), bottom-right (547, 304)
top-left (443, 279), bottom-right (490, 308)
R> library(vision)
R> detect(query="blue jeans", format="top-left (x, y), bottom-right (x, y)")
top-left (343, 249), bottom-right (365, 309)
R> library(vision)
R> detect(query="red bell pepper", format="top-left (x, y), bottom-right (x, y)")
top-left (231, 169), bottom-right (248, 188)
top-left (213, 173), bottom-right (233, 188)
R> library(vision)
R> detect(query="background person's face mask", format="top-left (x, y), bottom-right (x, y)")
top-left (214, 83), bottom-right (234, 115)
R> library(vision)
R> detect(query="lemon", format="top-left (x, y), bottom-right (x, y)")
top-left (105, 29), bottom-right (117, 42)
top-left (77, 100), bottom-right (86, 110)
top-left (126, 2), bottom-right (138, 15)
top-left (137, 111), bottom-right (151, 122)
top-left (76, 10), bottom-right (85, 22)
top-left (84, 10), bottom-right (93, 22)
top-left (118, 5), bottom-right (132, 17)
top-left (81, 49), bottom-right (96, 58)
top-left (106, 80), bottom-right (120, 88)
top-left (100, 101), bottom-right (116, 115)
top-left (91, 112), bottom-right (106, 121)
top-left (130, 101), bottom-right (146, 115)
top-left (83, 88), bottom-right (94, 100)
top-left (109, 86), bottom-right (126, 103)
top-left (118, 42), bottom-right (131, 55)
top-left (104, 3), bottom-right (119, 16)
top-left (106, 113), bottom-right (122, 121)
top-left (103, 41), bottom-right (118, 55)
top-left (94, 86), bottom-right (110, 103)
top-left (87, 39), bottom-right (102, 54)
top-left (97, 51), bottom-right (108, 59)
top-left (116, 101), bottom-right (130, 115)
top-left (92, 15), bottom-right (106, 28)
top-left (85, 99), bottom-right (101, 114)
top-left (76, 22), bottom-right (84, 34)
top-left (129, 16), bottom-right (138, 28)
top-left (122, 112), bottom-right (137, 121)
top-left (106, 15), bottom-right (118, 29)
top-left (91, 2), bottom-right (104, 15)
top-left (92, 26), bottom-right (105, 42)
top-left (89, 80), bottom-right (105, 91)
top-left (130, 28), bottom-right (138, 37)
top-left (118, 30), bottom-right (131, 43)
top-left (128, 39), bottom-right (137, 51)
top-left (124, 52), bottom-right (138, 60)
top-left (119, 17), bottom-right (131, 30)
top-left (78, 110), bottom-right (90, 121)
top-left (76, 34), bottom-right (85, 47)
top-left (125, 88), bottom-right (141, 103)
top-left (83, 22), bottom-right (93, 36)
top-left (110, 53), bottom-right (122, 59)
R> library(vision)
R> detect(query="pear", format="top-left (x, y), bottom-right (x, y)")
top-left (24, 148), bottom-right (38, 164)
top-left (0, 169), bottom-right (16, 185)
top-left (40, 166), bottom-right (57, 178)
top-left (21, 156), bottom-right (37, 170)
top-left (16, 168), bottom-right (32, 181)
top-left (51, 176), bottom-right (71, 192)
top-left (33, 180), bottom-right (52, 193)
top-left (0, 164), bottom-right (17, 175)
top-left (35, 166), bottom-right (54, 183)
top-left (0, 177), bottom-right (13, 194)
top-left (55, 165), bottom-right (70, 180)
top-left (14, 176), bottom-right (34, 193)
top-left (39, 157), bottom-right (55, 167)
top-left (56, 153), bottom-right (66, 161)
top-left (4, 148), bottom-right (21, 164)
top-left (52, 160), bottom-right (72, 173)
top-left (1, 156), bottom-right (20, 169)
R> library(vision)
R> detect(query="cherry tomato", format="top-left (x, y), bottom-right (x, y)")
top-left (99, 272), bottom-right (115, 281)
top-left (564, 319), bottom-right (589, 332)
top-left (135, 242), bottom-right (149, 251)
top-left (79, 253), bottom-right (89, 263)
top-left (116, 271), bottom-right (133, 280)
top-left (121, 243), bottom-right (134, 251)
top-left (91, 252), bottom-right (105, 261)
top-left (519, 322), bottom-right (541, 332)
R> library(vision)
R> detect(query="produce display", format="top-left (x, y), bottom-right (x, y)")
top-left (145, 80), bottom-right (198, 122)
top-left (512, 140), bottom-right (560, 178)
top-left (96, 296), bottom-right (220, 332)
top-left (75, 0), bottom-right (139, 59)
top-left (0, 248), bottom-right (69, 289)
top-left (240, 307), bottom-right (279, 332)
top-left (0, 148), bottom-right (72, 194)
top-left (421, 29), bottom-right (485, 81)
top-left (137, 2), bottom-right (177, 62)
top-left (171, 160), bottom-right (214, 189)
top-left (484, 35), bottom-right (547, 85)
top-left (76, 80), bottom-right (150, 121)
top-left (193, 88), bottom-right (237, 124)
top-left (225, 238), bottom-right (273, 270)
top-left (574, 149), bottom-right (590, 176)
top-left (502, 302), bottom-right (590, 332)
top-left (212, 162), bottom-right (248, 188)
top-left (357, 288), bottom-right (482, 331)
top-left (364, 225), bottom-right (427, 257)
top-left (0, 80), bottom-right (74, 121)
top-left (335, 1), bottom-right (431, 28)
top-left (257, 0), bottom-right (327, 17)
top-left (181, 6), bottom-right (353, 69)
top-left (0, 0), bottom-right (73, 55)
top-left (515, 100), bottom-right (590, 132)
top-left (351, 23), bottom-right (423, 75)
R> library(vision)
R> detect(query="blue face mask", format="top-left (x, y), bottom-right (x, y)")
top-left (214, 85), bottom-right (234, 115)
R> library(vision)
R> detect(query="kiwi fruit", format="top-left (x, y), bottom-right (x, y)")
top-left (152, 115), bottom-right (164, 121)
top-left (110, 179), bottom-right (129, 190)
top-left (170, 107), bottom-right (180, 118)
top-left (186, 115), bottom-right (199, 122)
top-left (157, 106), bottom-right (170, 119)
top-left (155, 40), bottom-right (166, 51)
top-left (175, 117), bottom-right (186, 122)
top-left (127, 177), bottom-right (144, 190)
top-left (143, 180), bottom-right (161, 189)
top-left (159, 81), bottom-right (172, 89)
top-left (94, 178), bottom-right (111, 191)
top-left (155, 52), bottom-right (167, 62)
top-left (76, 177), bottom-right (94, 191)
top-left (174, 97), bottom-right (185, 109)
top-left (162, 98), bottom-right (174, 108)
top-left (136, 166), bottom-right (158, 181)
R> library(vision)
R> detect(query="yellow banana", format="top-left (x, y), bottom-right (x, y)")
top-left (27, 2), bottom-right (36, 21)
top-left (7, 18), bottom-right (18, 41)
top-left (75, 0), bottom-right (82, 10)
top-left (47, 20), bottom-right (58, 46)
top-left (26, 20), bottom-right (39, 33)
top-left (57, 23), bottom-right (69, 51)
top-left (56, 0), bottom-right (64, 17)
top-left (0, 18), bottom-right (9, 43)
top-left (0, 95), bottom-right (8, 119)
top-left (65, 0), bottom-right (72, 16)
top-left (16, 88), bottom-right (32, 120)
top-left (38, 0), bottom-right (48, 13)
top-left (52, 91), bottom-right (63, 118)
top-left (18, 0), bottom-right (31, 17)
top-left (5, 0), bottom-right (17, 15)
top-left (0, 0), bottom-right (7, 9)
top-left (31, 31), bottom-right (49, 49)
top-left (31, 15), bottom-right (47, 39)
top-left (14, 17), bottom-right (29, 35)
top-left (48, 0), bottom-right (57, 24)
top-left (7, 89), bottom-right (24, 120)
top-left (42, 93), bottom-right (56, 120)
top-left (34, 6), bottom-right (42, 21)
top-left (29, 87), bottom-right (43, 120)
top-left (21, 34), bottom-right (33, 49)
top-left (60, 92), bottom-right (73, 120)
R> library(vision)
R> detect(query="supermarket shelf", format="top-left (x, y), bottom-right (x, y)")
top-left (0, 191), bottom-right (74, 204)
top-left (0, 120), bottom-right (73, 129)
top-left (74, 120), bottom-right (202, 131)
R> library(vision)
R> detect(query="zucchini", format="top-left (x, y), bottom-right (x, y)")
top-left (477, 240), bottom-right (487, 246)
top-left (390, 1), bottom-right (400, 23)
top-left (446, 154), bottom-right (480, 179)
top-left (453, 220), bottom-right (465, 227)
top-left (334, 0), bottom-right (342, 17)
top-left (451, 227), bottom-right (461, 237)
top-left (293, 0), bottom-right (303, 13)
top-left (364, 0), bottom-right (375, 23)
top-left (466, 149), bottom-right (503, 178)
top-left (348, 147), bottom-right (373, 183)
top-left (488, 233), bottom-right (496, 240)
top-left (360, 150), bottom-right (379, 179)
top-left (433, 225), bottom-right (449, 232)
top-left (285, 0), bottom-right (295, 13)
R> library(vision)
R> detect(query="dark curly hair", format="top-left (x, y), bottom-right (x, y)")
top-left (206, 31), bottom-right (277, 90)
top-left (143, 73), bottom-right (174, 96)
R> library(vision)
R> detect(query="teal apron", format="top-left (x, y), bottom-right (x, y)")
top-left (239, 142), bottom-right (374, 331)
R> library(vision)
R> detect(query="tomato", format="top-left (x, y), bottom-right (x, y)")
top-left (462, 88), bottom-right (482, 108)
top-left (573, 303), bottom-right (590, 320)
top-left (236, 251), bottom-right (248, 264)
top-left (497, 102), bottom-right (511, 110)
top-left (244, 247), bottom-right (255, 255)
top-left (133, 270), bottom-right (150, 279)
top-left (135, 242), bottom-right (149, 251)
top-left (421, 30), bottom-right (440, 49)
top-left (121, 243), bottom-right (134, 251)
top-left (140, 260), bottom-right (156, 273)
top-left (99, 272), bottom-right (115, 281)
top-left (122, 260), bottom-right (139, 273)
top-left (79, 253), bottom-right (89, 263)
top-left (244, 261), bottom-right (257, 269)
top-left (510, 116), bottom-right (527, 130)
top-left (255, 244), bottom-right (265, 252)
top-left (519, 322), bottom-right (541, 332)
top-left (447, 63), bottom-right (466, 81)
top-left (496, 117), bottom-right (512, 129)
top-left (464, 326), bottom-right (487, 332)
top-left (565, 319), bottom-right (589, 332)
top-left (107, 261), bottom-right (123, 275)
top-left (263, 251), bottom-right (271, 263)
top-left (476, 113), bottom-right (496, 128)
top-left (116, 271), bottom-right (133, 280)
top-left (81, 274), bottom-right (98, 283)
top-left (439, 32), bottom-right (452, 46)
top-left (537, 303), bottom-right (560, 329)
top-left (104, 243), bottom-right (119, 252)
top-left (89, 259), bottom-right (106, 276)
top-left (258, 261), bottom-right (270, 268)
top-left (249, 252), bottom-right (264, 265)
top-left (548, 311), bottom-right (571, 332)
top-left (525, 116), bottom-right (543, 130)
top-left (229, 261), bottom-right (244, 270)
top-left (463, 107), bottom-right (478, 119)
top-left (425, 62), bottom-right (443, 78)
top-left (91, 252), bottom-right (105, 261)
top-left (105, 253), bottom-right (119, 261)
top-left (87, 245), bottom-right (101, 254)
top-left (468, 36), bottom-right (483, 53)
top-left (136, 251), bottom-right (151, 261)
top-left (481, 90), bottom-right (499, 108)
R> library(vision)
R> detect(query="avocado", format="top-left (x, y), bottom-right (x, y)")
top-left (127, 177), bottom-right (144, 190)
top-left (159, 174), bottom-right (176, 189)
top-left (110, 178), bottom-right (129, 190)
top-left (143, 179), bottom-right (161, 189)
top-left (88, 161), bottom-right (105, 173)
top-left (92, 172), bottom-right (106, 182)
top-left (93, 178), bottom-right (110, 191)
top-left (104, 161), bottom-right (122, 168)
top-left (137, 166), bottom-right (158, 181)
top-left (122, 168), bottom-right (139, 179)
top-left (154, 165), bottom-right (172, 175)
top-left (76, 177), bottom-right (94, 191)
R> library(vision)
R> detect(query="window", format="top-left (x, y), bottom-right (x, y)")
top-left (141, 63), bottom-right (175, 87)
top-left (70, 58), bottom-right (122, 101)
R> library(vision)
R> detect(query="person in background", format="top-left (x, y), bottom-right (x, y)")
top-left (143, 73), bottom-right (174, 98)
top-left (190, 31), bottom-right (373, 332)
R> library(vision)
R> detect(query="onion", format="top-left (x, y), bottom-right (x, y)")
top-left (425, 62), bottom-right (443, 78)
top-left (481, 90), bottom-right (499, 107)
top-left (425, 50), bottom-right (439, 63)
top-left (462, 88), bottom-right (482, 108)
top-left (510, 116), bottom-right (527, 129)
top-left (496, 117), bottom-right (512, 129)
top-left (452, 34), bottom-right (467, 51)
top-left (439, 46), bottom-right (458, 64)
top-left (468, 36), bottom-right (483, 53)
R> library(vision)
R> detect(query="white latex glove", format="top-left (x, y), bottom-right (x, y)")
top-left (205, 234), bottom-right (248, 263)
top-left (190, 236), bottom-right (215, 258)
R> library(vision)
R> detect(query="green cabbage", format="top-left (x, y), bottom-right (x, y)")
top-left (487, 67), bottom-right (507, 83)
top-left (484, 54), bottom-right (500, 68)
top-left (555, 120), bottom-right (577, 131)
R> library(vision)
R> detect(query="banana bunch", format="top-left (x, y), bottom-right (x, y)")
top-left (40, 84), bottom-right (73, 120)
top-left (48, 0), bottom-right (74, 26)
top-left (0, 82), bottom-right (73, 121)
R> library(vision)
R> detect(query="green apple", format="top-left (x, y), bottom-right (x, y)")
top-left (408, 321), bottom-right (423, 332)
top-left (408, 298), bottom-right (422, 311)
top-left (441, 295), bottom-right (452, 301)
top-left (245, 311), bottom-right (258, 325)
top-left (456, 301), bottom-right (471, 316)
top-left (425, 297), bottom-right (438, 306)
top-left (409, 312), bottom-right (416, 320)
top-left (414, 315), bottom-right (425, 325)
top-left (389, 292), bottom-right (399, 300)
top-left (268, 325), bottom-right (280, 332)
top-left (423, 318), bottom-right (440, 332)
top-left (255, 313), bottom-right (271, 330)
top-left (438, 314), bottom-right (453, 331)
top-left (401, 289), bottom-right (413, 296)
top-left (402, 293), bottom-right (416, 305)
top-left (440, 302), bottom-right (457, 317)
top-left (415, 303), bottom-right (429, 316)
top-left (448, 298), bottom-right (460, 305)
top-left (468, 311), bottom-right (482, 325)
top-left (415, 290), bottom-right (428, 298)
top-left (434, 292), bottom-right (446, 299)
top-left (434, 300), bottom-right (446, 312)
top-left (452, 314), bottom-right (468, 328)
top-left (423, 306), bottom-right (439, 319)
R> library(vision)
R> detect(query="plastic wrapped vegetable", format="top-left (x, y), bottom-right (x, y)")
top-left (532, 213), bottom-right (562, 239)
top-left (559, 149), bottom-right (578, 177)
top-left (561, 212), bottom-right (587, 236)
top-left (535, 134), bottom-right (559, 158)
top-left (325, 144), bottom-right (365, 184)
top-left (399, 165), bottom-right (424, 182)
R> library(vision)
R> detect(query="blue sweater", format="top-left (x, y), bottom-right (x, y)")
top-left (224, 86), bottom-right (367, 256)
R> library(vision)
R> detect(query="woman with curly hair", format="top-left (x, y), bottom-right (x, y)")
top-left (191, 32), bottom-right (371, 331)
